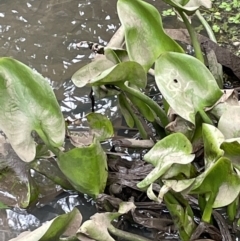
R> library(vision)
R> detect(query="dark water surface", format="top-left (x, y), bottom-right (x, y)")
top-left (0, 0), bottom-right (174, 240)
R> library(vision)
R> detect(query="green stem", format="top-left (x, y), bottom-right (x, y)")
top-left (121, 94), bottom-right (148, 139)
top-left (108, 224), bottom-right (153, 241)
top-left (118, 83), bottom-right (169, 127)
top-left (198, 109), bottom-right (213, 125)
top-left (196, 10), bottom-right (217, 43)
top-left (202, 192), bottom-right (217, 223)
top-left (178, 11), bottom-right (204, 63)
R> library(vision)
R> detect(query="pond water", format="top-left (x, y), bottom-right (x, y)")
top-left (0, 0), bottom-right (178, 240)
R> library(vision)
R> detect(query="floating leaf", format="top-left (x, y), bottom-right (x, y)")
top-left (117, 0), bottom-right (183, 72)
top-left (86, 113), bottom-right (114, 141)
top-left (58, 139), bottom-right (108, 198)
top-left (10, 208), bottom-right (81, 241)
top-left (137, 133), bottom-right (195, 189)
top-left (0, 58), bottom-right (65, 162)
top-left (155, 52), bottom-right (222, 124)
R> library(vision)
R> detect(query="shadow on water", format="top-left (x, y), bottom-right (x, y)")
top-left (0, 0), bottom-right (178, 240)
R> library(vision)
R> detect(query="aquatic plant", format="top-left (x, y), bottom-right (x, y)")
top-left (0, 0), bottom-right (240, 240)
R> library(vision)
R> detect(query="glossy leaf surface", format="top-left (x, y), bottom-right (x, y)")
top-left (58, 139), bottom-right (108, 198)
top-left (137, 133), bottom-right (194, 189)
top-left (155, 52), bottom-right (222, 124)
top-left (117, 0), bottom-right (183, 72)
top-left (0, 57), bottom-right (65, 162)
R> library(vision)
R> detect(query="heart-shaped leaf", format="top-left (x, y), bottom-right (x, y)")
top-left (57, 139), bottom-right (108, 198)
top-left (137, 133), bottom-right (195, 189)
top-left (155, 52), bottom-right (222, 124)
top-left (0, 57), bottom-right (65, 162)
top-left (117, 0), bottom-right (183, 72)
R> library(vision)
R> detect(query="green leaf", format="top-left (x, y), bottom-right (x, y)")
top-left (191, 157), bottom-right (240, 208)
top-left (155, 52), bottom-right (222, 124)
top-left (202, 124), bottom-right (224, 165)
top-left (0, 57), bottom-right (65, 162)
top-left (137, 133), bottom-right (195, 189)
top-left (74, 60), bottom-right (146, 89)
top-left (117, 0), bottom-right (183, 72)
top-left (86, 113), bottom-right (114, 141)
top-left (77, 202), bottom-right (135, 241)
top-left (72, 56), bottom-right (115, 88)
top-left (218, 106), bottom-right (240, 138)
top-left (57, 139), bottom-right (108, 198)
top-left (10, 208), bottom-right (81, 241)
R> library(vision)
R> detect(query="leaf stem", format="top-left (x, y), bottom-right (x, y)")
top-left (121, 94), bottom-right (149, 139)
top-left (178, 11), bottom-right (204, 63)
top-left (108, 224), bottom-right (153, 241)
top-left (195, 10), bottom-right (217, 43)
top-left (118, 83), bottom-right (169, 127)
top-left (198, 109), bottom-right (213, 125)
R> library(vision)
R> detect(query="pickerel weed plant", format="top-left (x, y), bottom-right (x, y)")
top-left (0, 0), bottom-right (240, 240)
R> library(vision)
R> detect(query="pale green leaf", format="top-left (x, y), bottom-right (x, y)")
top-left (155, 52), bottom-right (222, 124)
top-left (0, 57), bottom-right (65, 162)
top-left (72, 56), bottom-right (115, 88)
top-left (137, 133), bottom-right (194, 189)
top-left (58, 139), bottom-right (108, 198)
top-left (117, 0), bottom-right (183, 72)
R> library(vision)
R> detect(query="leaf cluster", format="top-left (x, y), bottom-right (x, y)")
top-left (0, 0), bottom-right (240, 240)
